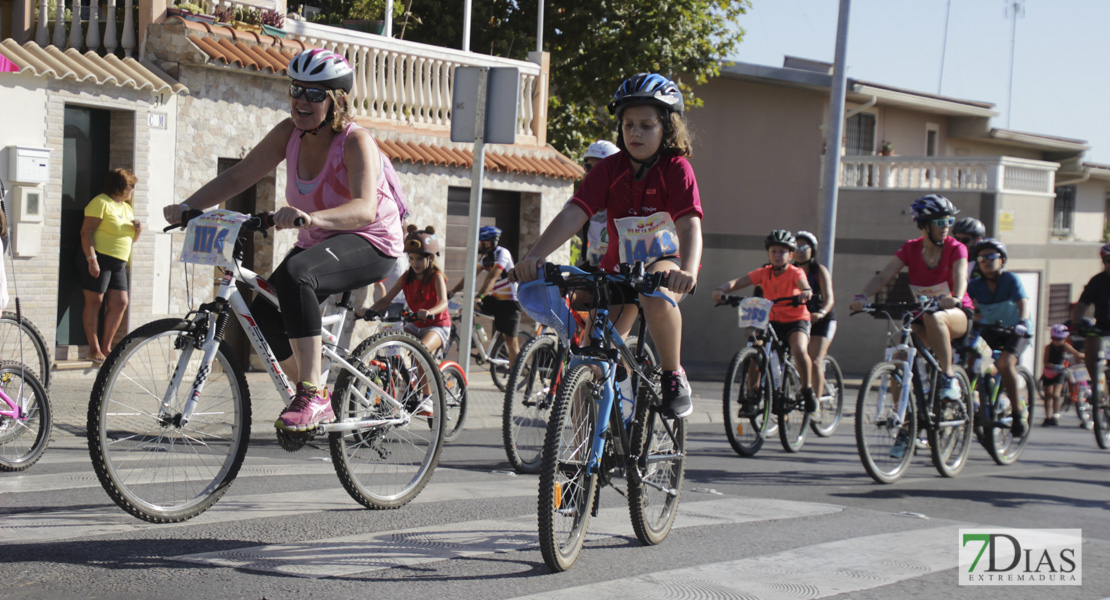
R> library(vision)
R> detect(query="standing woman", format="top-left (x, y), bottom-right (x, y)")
top-left (79, 168), bottom-right (141, 362)
top-left (163, 48), bottom-right (403, 433)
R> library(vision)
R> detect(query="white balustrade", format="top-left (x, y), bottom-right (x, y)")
top-left (286, 20), bottom-right (544, 139)
top-left (85, 0), bottom-right (99, 52)
top-left (35, 0), bottom-right (48, 46)
top-left (104, 0), bottom-right (118, 55)
top-left (51, 0), bottom-right (65, 47)
top-left (120, 0), bottom-right (135, 57)
top-left (67, 0), bottom-right (81, 50)
top-left (839, 156), bottom-right (1058, 195)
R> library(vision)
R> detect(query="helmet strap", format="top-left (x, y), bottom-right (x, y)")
top-left (298, 107), bottom-right (334, 139)
top-left (629, 153), bottom-right (660, 180)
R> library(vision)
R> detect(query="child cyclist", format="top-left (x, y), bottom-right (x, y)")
top-left (713, 230), bottom-right (817, 412)
top-left (1041, 324), bottom-right (1083, 427)
top-left (966, 238), bottom-right (1031, 437)
top-left (511, 72), bottom-right (703, 419)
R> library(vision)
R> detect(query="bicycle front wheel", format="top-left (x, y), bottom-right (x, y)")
top-left (502, 335), bottom-right (560, 473)
top-left (440, 362), bottom-right (468, 442)
top-left (538, 364), bottom-right (599, 573)
top-left (778, 362), bottom-right (809, 452)
top-left (330, 331), bottom-right (446, 509)
top-left (0, 361), bottom-right (51, 472)
top-left (0, 311), bottom-right (52, 389)
top-left (723, 348), bottom-right (771, 457)
top-left (987, 367), bottom-right (1036, 466)
top-left (810, 356), bottom-right (845, 437)
top-left (856, 362), bottom-right (916, 484)
top-left (87, 319), bottom-right (251, 523)
top-left (629, 370), bottom-right (686, 546)
top-left (490, 330), bottom-right (534, 392)
top-left (1093, 362), bottom-right (1110, 449)
top-left (929, 367), bottom-right (975, 478)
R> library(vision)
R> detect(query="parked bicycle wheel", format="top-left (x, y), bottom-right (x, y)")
top-left (489, 330), bottom-right (534, 392)
top-left (0, 311), bottom-right (52, 389)
top-left (538, 364), bottom-right (599, 573)
top-left (778, 362), bottom-right (809, 452)
top-left (987, 367), bottom-right (1036, 466)
top-left (1093, 362), bottom-right (1110, 449)
top-left (0, 361), bottom-right (51, 472)
top-left (87, 319), bottom-right (251, 523)
top-left (929, 366), bottom-right (974, 478)
top-left (809, 356), bottom-right (844, 437)
top-left (723, 348), bottom-right (771, 457)
top-left (440, 362), bottom-right (468, 442)
top-left (856, 362), bottom-right (916, 484)
top-left (330, 330), bottom-right (446, 509)
top-left (502, 334), bottom-right (560, 473)
top-left (628, 371), bottom-right (686, 546)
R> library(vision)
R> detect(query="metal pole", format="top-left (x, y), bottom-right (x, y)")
top-left (384, 0), bottom-right (393, 37)
top-left (462, 0), bottom-right (472, 52)
top-left (458, 68), bottom-right (489, 377)
top-left (938, 0), bottom-right (951, 94)
top-left (536, 0), bottom-right (543, 52)
top-left (818, 0), bottom-right (850, 275)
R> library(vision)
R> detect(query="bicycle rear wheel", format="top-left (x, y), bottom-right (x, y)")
top-left (0, 311), bottom-right (52, 389)
top-left (778, 362), bottom-right (809, 452)
top-left (538, 364), bottom-right (599, 573)
top-left (489, 330), bottom-right (534, 392)
top-left (723, 348), bottom-right (771, 457)
top-left (502, 335), bottom-right (560, 473)
top-left (330, 331), bottom-right (446, 509)
top-left (929, 367), bottom-right (974, 478)
top-left (987, 367), bottom-right (1036, 466)
top-left (1093, 362), bottom-right (1110, 449)
top-left (87, 319), bottom-right (251, 523)
top-left (629, 370), bottom-right (686, 546)
top-left (0, 361), bottom-right (51, 472)
top-left (810, 356), bottom-right (844, 437)
top-left (440, 362), bottom-right (468, 442)
top-left (856, 362), bottom-right (916, 484)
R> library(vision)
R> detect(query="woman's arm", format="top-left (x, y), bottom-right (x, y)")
top-left (280, 128), bottom-right (382, 231)
top-left (943, 256), bottom-right (969, 309)
top-left (815, 264), bottom-right (835, 317)
top-left (80, 216), bottom-right (102, 276)
top-left (513, 203), bottom-right (591, 282)
top-left (851, 256), bottom-right (905, 310)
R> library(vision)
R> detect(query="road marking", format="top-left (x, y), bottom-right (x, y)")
top-left (512, 525), bottom-right (960, 600)
top-left (0, 468), bottom-right (537, 543)
top-left (170, 498), bottom-right (843, 578)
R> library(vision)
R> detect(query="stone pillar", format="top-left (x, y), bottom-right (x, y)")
top-left (527, 50), bottom-right (549, 147)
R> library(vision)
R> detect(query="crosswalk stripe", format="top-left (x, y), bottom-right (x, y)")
top-left (511, 525), bottom-right (959, 599)
top-left (0, 468), bottom-right (536, 543)
top-left (169, 498), bottom-right (843, 578)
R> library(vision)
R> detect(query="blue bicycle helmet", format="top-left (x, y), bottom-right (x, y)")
top-left (910, 194), bottom-right (959, 222)
top-left (479, 226), bottom-right (502, 243)
top-left (607, 73), bottom-right (684, 117)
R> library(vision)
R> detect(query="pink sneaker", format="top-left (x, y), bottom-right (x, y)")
top-left (275, 382), bottom-right (335, 431)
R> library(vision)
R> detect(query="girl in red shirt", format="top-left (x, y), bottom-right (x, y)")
top-left (367, 225), bottom-right (451, 354)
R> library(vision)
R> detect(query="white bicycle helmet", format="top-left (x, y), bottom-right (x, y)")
top-left (583, 140), bottom-right (619, 161)
top-left (287, 48), bottom-right (354, 93)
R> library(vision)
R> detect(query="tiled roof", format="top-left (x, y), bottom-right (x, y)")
top-left (0, 39), bottom-right (187, 95)
top-left (377, 138), bottom-right (584, 180)
top-left (167, 16), bottom-right (305, 74)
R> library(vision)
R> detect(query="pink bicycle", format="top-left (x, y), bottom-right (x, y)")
top-left (0, 360), bottom-right (51, 471)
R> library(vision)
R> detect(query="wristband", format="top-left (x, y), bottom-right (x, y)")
top-left (87, 255), bottom-right (97, 262)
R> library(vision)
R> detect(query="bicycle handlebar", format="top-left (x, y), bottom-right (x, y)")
top-left (533, 262), bottom-right (678, 307)
top-left (163, 210), bottom-right (306, 233)
top-left (715, 294), bottom-right (803, 308)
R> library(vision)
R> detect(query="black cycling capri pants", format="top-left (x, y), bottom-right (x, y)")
top-left (981, 328), bottom-right (1030, 358)
top-left (810, 314), bottom-right (837, 340)
top-left (253, 234), bottom-right (395, 361)
top-left (79, 251), bottom-right (129, 293)
top-left (478, 296), bottom-right (521, 337)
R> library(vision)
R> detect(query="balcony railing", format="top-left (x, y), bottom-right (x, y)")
top-left (31, 0), bottom-right (138, 56)
top-left (839, 156), bottom-right (1059, 195)
top-left (285, 19), bottom-right (545, 143)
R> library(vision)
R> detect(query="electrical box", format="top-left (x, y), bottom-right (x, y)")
top-left (7, 146), bottom-right (50, 184)
top-left (12, 222), bottom-right (42, 257)
top-left (11, 185), bottom-right (44, 223)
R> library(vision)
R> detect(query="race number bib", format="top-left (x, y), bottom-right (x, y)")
top-left (909, 282), bottom-right (952, 303)
top-left (737, 297), bottom-right (774, 330)
top-left (614, 212), bottom-right (679, 265)
top-left (180, 209), bottom-right (249, 268)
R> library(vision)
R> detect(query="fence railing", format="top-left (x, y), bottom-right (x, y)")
top-left (839, 155), bottom-right (1058, 195)
top-left (285, 19), bottom-right (545, 141)
top-left (32, 0), bottom-right (138, 57)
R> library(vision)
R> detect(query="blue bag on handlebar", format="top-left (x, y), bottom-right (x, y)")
top-left (517, 280), bottom-right (575, 344)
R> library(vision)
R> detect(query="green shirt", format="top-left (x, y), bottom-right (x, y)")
top-left (85, 193), bottom-right (135, 261)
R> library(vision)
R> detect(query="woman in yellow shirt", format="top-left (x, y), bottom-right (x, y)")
top-left (79, 168), bottom-right (142, 362)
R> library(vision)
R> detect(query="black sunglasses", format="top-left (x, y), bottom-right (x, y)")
top-left (289, 83), bottom-right (330, 103)
top-left (977, 253), bottom-right (1002, 262)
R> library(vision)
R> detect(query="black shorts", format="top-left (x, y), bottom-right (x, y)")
top-left (771, 320), bottom-right (810, 341)
top-left (1041, 373), bottom-right (1064, 387)
top-left (810, 313), bottom-right (837, 340)
top-left (79, 251), bottom-right (128, 293)
top-left (981, 328), bottom-right (1030, 357)
top-left (479, 296), bottom-right (521, 337)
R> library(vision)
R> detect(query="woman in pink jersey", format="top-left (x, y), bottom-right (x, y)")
top-left (512, 73), bottom-right (703, 420)
top-left (850, 194), bottom-right (971, 400)
top-left (163, 49), bottom-right (403, 431)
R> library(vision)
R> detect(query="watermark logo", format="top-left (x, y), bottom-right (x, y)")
top-left (959, 528), bottom-right (1081, 586)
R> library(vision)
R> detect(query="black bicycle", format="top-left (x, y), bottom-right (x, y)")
top-left (959, 322), bottom-right (1036, 466)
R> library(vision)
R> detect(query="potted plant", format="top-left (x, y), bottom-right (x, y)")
top-left (234, 6), bottom-right (263, 33)
top-left (179, 2), bottom-right (215, 24)
top-left (879, 140), bottom-right (894, 156)
top-left (260, 9), bottom-right (287, 38)
top-left (212, 6), bottom-right (235, 25)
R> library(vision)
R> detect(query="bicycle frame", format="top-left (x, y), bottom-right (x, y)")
top-left (0, 386), bottom-right (22, 422)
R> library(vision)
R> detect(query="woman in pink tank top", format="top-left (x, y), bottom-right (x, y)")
top-left (163, 49), bottom-right (403, 432)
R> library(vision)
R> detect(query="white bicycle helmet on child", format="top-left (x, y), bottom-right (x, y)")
top-left (583, 140), bottom-right (620, 161)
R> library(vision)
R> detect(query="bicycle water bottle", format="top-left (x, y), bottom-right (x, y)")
top-left (475, 323), bottom-right (488, 342)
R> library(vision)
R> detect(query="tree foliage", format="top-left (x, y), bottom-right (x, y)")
top-left (401, 0), bottom-right (751, 159)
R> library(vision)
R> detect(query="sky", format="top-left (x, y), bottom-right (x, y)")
top-left (730, 0), bottom-right (1110, 164)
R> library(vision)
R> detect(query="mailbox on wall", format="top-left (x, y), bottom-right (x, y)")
top-left (6, 146), bottom-right (50, 184)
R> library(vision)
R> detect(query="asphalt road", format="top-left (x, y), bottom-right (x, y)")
top-left (1, 369), bottom-right (1107, 600)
